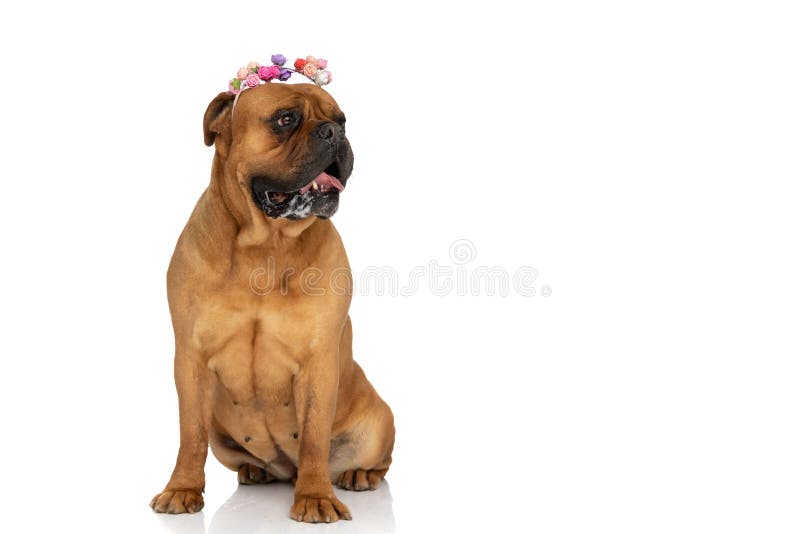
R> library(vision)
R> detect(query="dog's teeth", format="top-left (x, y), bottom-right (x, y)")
top-left (312, 182), bottom-right (319, 191)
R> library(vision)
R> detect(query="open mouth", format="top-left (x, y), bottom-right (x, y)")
top-left (253, 163), bottom-right (345, 220)
top-left (265, 171), bottom-right (344, 205)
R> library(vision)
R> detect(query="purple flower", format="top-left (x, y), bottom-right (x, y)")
top-left (278, 67), bottom-right (292, 81)
top-left (271, 53), bottom-right (287, 66)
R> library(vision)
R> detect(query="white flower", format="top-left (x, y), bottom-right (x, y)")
top-left (314, 70), bottom-right (330, 86)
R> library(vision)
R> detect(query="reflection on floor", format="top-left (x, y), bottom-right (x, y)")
top-left (155, 480), bottom-right (395, 534)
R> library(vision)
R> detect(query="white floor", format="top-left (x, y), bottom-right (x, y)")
top-left (151, 477), bottom-right (397, 534)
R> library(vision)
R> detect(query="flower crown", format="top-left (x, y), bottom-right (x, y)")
top-left (227, 54), bottom-right (332, 95)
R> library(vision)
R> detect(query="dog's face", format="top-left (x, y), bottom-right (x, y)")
top-left (203, 83), bottom-right (354, 220)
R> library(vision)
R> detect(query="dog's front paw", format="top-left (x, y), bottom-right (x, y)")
top-left (150, 489), bottom-right (204, 514)
top-left (290, 493), bottom-right (351, 523)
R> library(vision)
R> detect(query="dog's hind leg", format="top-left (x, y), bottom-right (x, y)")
top-left (330, 377), bottom-right (395, 491)
top-left (209, 424), bottom-right (294, 484)
top-left (335, 466), bottom-right (390, 491)
top-left (237, 464), bottom-right (276, 485)
top-left (208, 424), bottom-right (264, 468)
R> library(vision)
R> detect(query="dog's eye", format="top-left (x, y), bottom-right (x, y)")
top-left (277, 113), bottom-right (296, 128)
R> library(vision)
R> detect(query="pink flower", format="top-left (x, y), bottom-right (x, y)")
top-left (237, 67), bottom-right (250, 80)
top-left (325, 70), bottom-right (332, 83)
top-left (258, 65), bottom-right (281, 81)
top-left (303, 63), bottom-right (318, 77)
top-left (245, 73), bottom-right (260, 88)
top-left (305, 55), bottom-right (317, 66)
top-left (247, 61), bottom-right (260, 71)
top-left (316, 58), bottom-right (328, 69)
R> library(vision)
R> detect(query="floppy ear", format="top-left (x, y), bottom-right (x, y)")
top-left (203, 92), bottom-right (235, 147)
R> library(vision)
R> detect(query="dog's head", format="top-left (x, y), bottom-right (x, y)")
top-left (203, 83), bottom-right (353, 221)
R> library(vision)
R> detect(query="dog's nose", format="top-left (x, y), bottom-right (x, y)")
top-left (313, 122), bottom-right (342, 143)
top-left (317, 123), bottom-right (334, 139)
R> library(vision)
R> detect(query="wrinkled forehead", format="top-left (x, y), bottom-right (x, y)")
top-left (233, 83), bottom-right (342, 122)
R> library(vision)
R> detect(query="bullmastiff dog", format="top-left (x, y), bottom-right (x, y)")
top-left (149, 82), bottom-right (395, 523)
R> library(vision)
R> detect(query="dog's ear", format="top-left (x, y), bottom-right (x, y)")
top-left (203, 92), bottom-right (235, 147)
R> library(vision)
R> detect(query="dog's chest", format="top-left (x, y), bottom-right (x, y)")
top-left (186, 248), bottom-right (348, 410)
top-left (198, 309), bottom-right (297, 405)
top-left (194, 286), bottom-right (338, 408)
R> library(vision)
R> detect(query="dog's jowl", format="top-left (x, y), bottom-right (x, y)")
top-left (149, 80), bottom-right (395, 524)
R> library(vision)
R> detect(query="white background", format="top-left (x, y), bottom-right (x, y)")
top-left (1, 1), bottom-right (799, 533)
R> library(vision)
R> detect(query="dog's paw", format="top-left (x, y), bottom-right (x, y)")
top-left (290, 494), bottom-right (351, 523)
top-left (237, 464), bottom-right (276, 485)
top-left (336, 469), bottom-right (385, 491)
top-left (150, 489), bottom-right (204, 514)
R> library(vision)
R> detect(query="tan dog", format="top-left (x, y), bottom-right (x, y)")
top-left (149, 83), bottom-right (395, 523)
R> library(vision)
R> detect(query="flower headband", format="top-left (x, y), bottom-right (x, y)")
top-left (227, 54), bottom-right (332, 96)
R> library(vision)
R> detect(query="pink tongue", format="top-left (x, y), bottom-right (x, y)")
top-left (300, 172), bottom-right (344, 194)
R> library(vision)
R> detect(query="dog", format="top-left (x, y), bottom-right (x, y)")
top-left (149, 82), bottom-right (395, 523)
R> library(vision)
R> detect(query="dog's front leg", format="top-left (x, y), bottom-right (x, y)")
top-left (290, 348), bottom-right (351, 523)
top-left (150, 349), bottom-right (215, 514)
